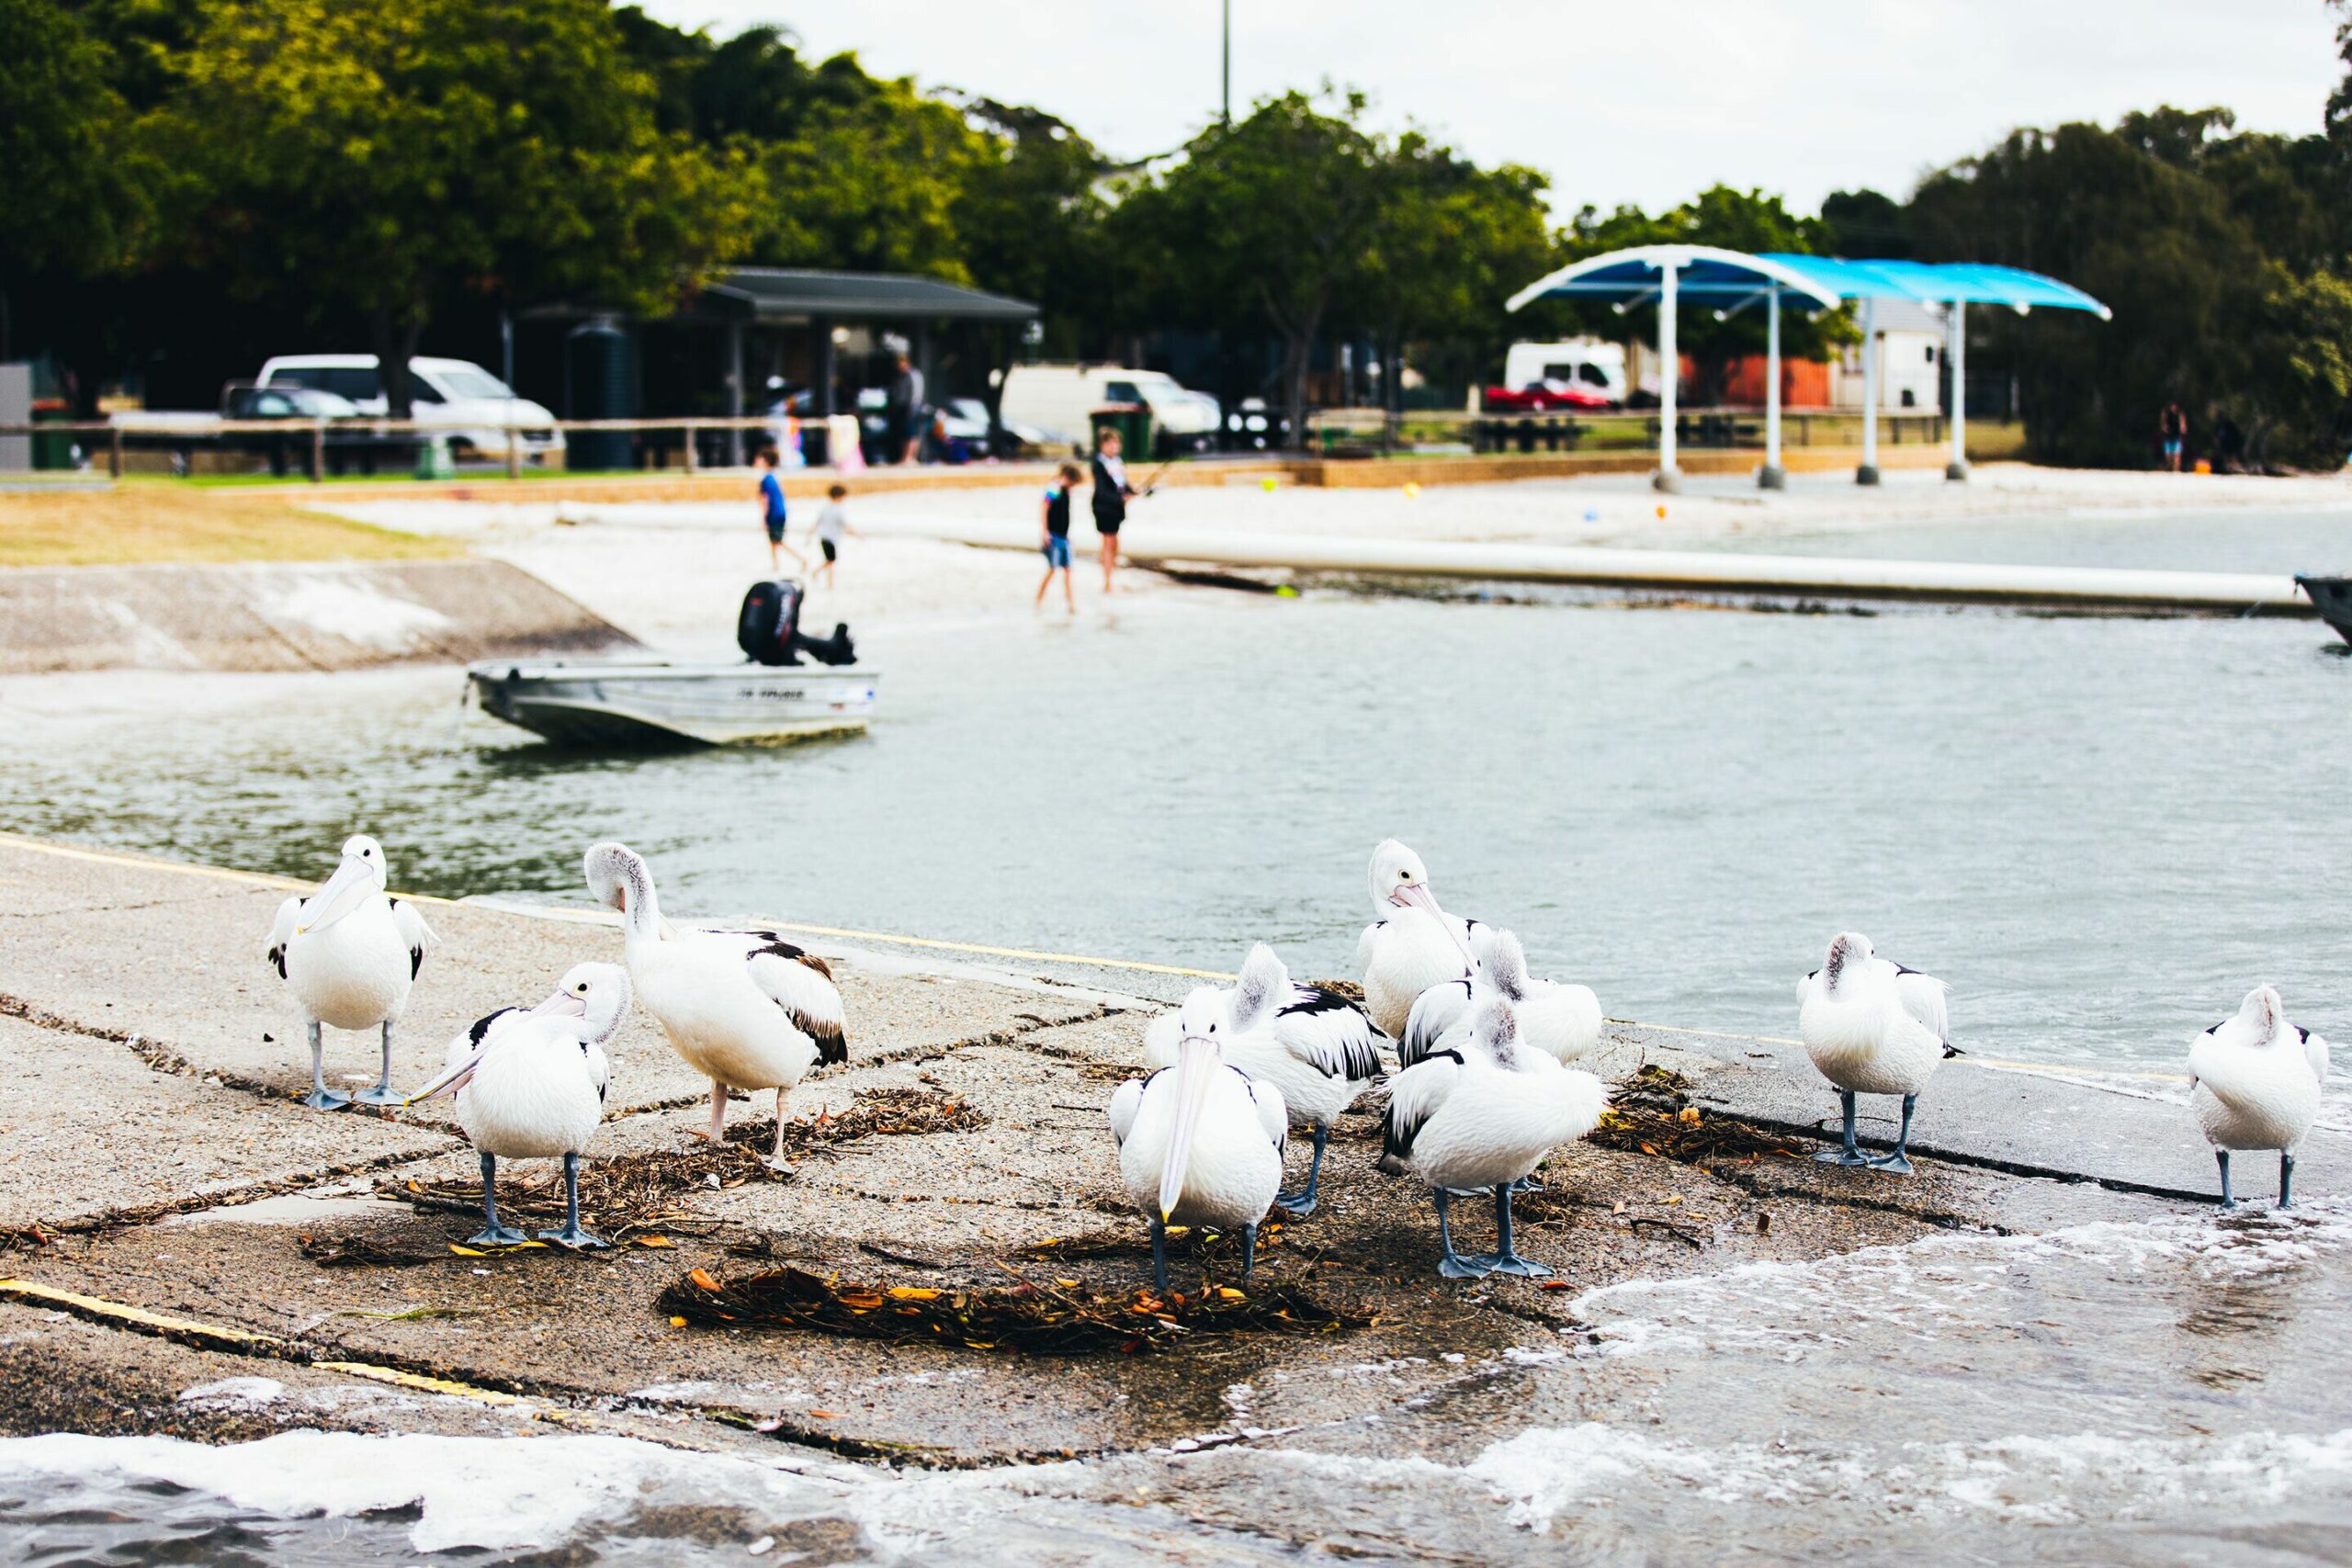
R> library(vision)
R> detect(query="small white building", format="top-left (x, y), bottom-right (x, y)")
top-left (1827, 298), bottom-right (1944, 414)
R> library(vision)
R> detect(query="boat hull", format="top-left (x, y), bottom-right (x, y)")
top-left (467, 659), bottom-right (879, 747)
top-left (2298, 576), bottom-right (2352, 646)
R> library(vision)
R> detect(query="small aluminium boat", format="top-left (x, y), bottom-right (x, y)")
top-left (2298, 575), bottom-right (2352, 645)
top-left (467, 658), bottom-right (880, 747)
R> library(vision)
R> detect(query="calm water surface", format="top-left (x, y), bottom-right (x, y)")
top-left (3, 517), bottom-right (2346, 1073)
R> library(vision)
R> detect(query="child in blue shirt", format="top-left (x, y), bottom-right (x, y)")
top-left (1035, 462), bottom-right (1080, 612)
top-left (753, 447), bottom-right (808, 574)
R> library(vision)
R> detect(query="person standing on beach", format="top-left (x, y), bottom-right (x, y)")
top-left (753, 447), bottom-right (808, 575)
top-left (886, 350), bottom-right (926, 465)
top-left (1090, 428), bottom-right (1136, 592)
top-left (808, 483), bottom-right (858, 590)
top-left (1035, 461), bottom-right (1081, 613)
top-left (2159, 401), bottom-right (2188, 473)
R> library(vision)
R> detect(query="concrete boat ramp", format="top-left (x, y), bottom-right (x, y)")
top-left (3, 833), bottom-right (2346, 1560)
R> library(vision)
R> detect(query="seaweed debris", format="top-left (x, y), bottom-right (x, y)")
top-left (659, 1264), bottom-right (1365, 1355)
top-left (1588, 1102), bottom-right (1803, 1166)
top-left (722, 1087), bottom-right (987, 1153)
top-left (299, 1233), bottom-right (443, 1268)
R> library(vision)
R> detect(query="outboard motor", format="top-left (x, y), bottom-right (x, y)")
top-left (737, 579), bottom-right (857, 667)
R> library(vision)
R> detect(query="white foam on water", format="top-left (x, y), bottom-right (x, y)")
top-left (0, 1430), bottom-right (858, 1554)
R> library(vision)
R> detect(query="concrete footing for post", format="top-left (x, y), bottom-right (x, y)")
top-left (1757, 465), bottom-right (1787, 491)
top-left (1856, 465), bottom-right (1882, 486)
top-left (1652, 468), bottom-right (1682, 494)
top-left (1946, 461), bottom-right (1970, 481)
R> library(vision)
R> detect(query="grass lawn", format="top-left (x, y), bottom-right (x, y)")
top-left (0, 486), bottom-right (462, 568)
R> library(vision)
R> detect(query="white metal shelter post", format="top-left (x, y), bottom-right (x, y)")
top-left (1856, 295), bottom-right (1881, 486)
top-left (1759, 281), bottom-right (1785, 490)
top-left (1654, 255), bottom-right (1680, 492)
top-left (1945, 299), bottom-right (1968, 481)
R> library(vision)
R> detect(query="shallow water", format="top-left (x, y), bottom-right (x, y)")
top-left (2, 526), bottom-right (2347, 1074)
top-left (6, 1203), bottom-right (2349, 1563)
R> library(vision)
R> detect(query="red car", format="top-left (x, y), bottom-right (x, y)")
top-left (1480, 380), bottom-right (1614, 412)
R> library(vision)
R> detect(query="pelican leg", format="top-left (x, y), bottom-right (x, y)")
top-left (2278, 1151), bottom-right (2294, 1210)
top-left (1241, 1222), bottom-right (1260, 1289)
top-left (1149, 1217), bottom-right (1170, 1292)
top-left (301, 1021), bottom-right (349, 1111)
top-left (707, 1079), bottom-right (727, 1145)
top-left (1510, 1171), bottom-right (1546, 1194)
top-left (350, 1021), bottom-right (402, 1106)
top-left (466, 1153), bottom-right (527, 1247)
top-left (1471, 1182), bottom-right (1553, 1277)
top-left (1434, 1189), bottom-right (1489, 1279)
top-left (1867, 1093), bottom-right (1917, 1175)
top-left (768, 1087), bottom-right (792, 1171)
top-left (2216, 1149), bottom-right (2237, 1212)
top-left (1813, 1090), bottom-right (1867, 1166)
top-left (537, 1152), bottom-right (607, 1249)
top-left (1274, 1126), bottom-right (1328, 1214)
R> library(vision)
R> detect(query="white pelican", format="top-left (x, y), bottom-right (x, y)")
top-left (1355, 840), bottom-right (1479, 1038)
top-left (264, 835), bottom-right (438, 1110)
top-left (1797, 931), bottom-right (1951, 1173)
top-left (1157, 945), bottom-right (1382, 1215)
top-left (584, 842), bottom-right (845, 1166)
top-left (2188, 985), bottom-right (2328, 1209)
top-left (1400, 927), bottom-right (1601, 1070)
top-left (1111, 987), bottom-right (1288, 1289)
top-left (1377, 996), bottom-right (1608, 1278)
top-left (406, 963), bottom-right (630, 1248)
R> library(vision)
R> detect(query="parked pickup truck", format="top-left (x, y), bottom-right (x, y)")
top-left (218, 382), bottom-right (419, 476)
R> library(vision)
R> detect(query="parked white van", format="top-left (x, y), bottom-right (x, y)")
top-left (1500, 340), bottom-right (1628, 406)
top-left (255, 355), bottom-right (565, 464)
top-left (997, 364), bottom-right (1220, 455)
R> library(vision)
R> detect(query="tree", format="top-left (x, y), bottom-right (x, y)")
top-left (952, 99), bottom-right (1113, 432)
top-left (159, 0), bottom-right (762, 415)
top-left (1118, 91), bottom-right (1385, 445)
top-left (0, 0), bottom-right (157, 359)
top-left (753, 77), bottom-right (986, 279)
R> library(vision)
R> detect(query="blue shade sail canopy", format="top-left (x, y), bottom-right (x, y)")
top-left (1504, 245), bottom-right (1843, 313)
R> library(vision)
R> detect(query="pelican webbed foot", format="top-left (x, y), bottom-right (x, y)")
top-left (1863, 1093), bottom-right (1919, 1176)
top-left (350, 1023), bottom-right (401, 1105)
top-left (1467, 1184), bottom-right (1553, 1278)
top-left (1274, 1127), bottom-right (1329, 1215)
top-left (1432, 1188), bottom-right (1492, 1279)
top-left (303, 1089), bottom-right (353, 1111)
top-left (1813, 1089), bottom-right (1869, 1164)
top-left (536, 1153), bottom-right (607, 1249)
top-left (467, 1224), bottom-right (530, 1247)
top-left (302, 1021), bottom-right (349, 1111)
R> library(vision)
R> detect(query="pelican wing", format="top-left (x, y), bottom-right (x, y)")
top-left (1246, 1076), bottom-right (1290, 1153)
top-left (1275, 986), bottom-right (1384, 1082)
top-left (1892, 966), bottom-right (1950, 1048)
top-left (1108, 1075), bottom-right (1148, 1145)
top-left (1354, 920), bottom-right (1385, 978)
top-left (726, 931), bottom-right (848, 1064)
top-left (389, 898), bottom-right (439, 982)
top-left (1796, 967), bottom-right (1820, 1008)
top-left (265, 896), bottom-right (301, 979)
top-left (1379, 1050), bottom-right (1463, 1170)
top-left (448, 1006), bottom-right (522, 1068)
top-left (1399, 979), bottom-right (1473, 1069)
top-left (2301, 1026), bottom-right (2331, 1087)
top-left (586, 1041), bottom-right (611, 1105)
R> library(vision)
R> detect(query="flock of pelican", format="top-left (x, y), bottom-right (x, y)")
top-left (266, 834), bottom-right (2329, 1277)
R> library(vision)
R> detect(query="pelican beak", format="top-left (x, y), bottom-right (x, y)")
top-left (297, 855), bottom-right (376, 936)
top-left (404, 1048), bottom-right (482, 1106)
top-left (530, 990), bottom-right (589, 1020)
top-left (1392, 882), bottom-right (1476, 964)
top-left (1158, 1034), bottom-right (1217, 1223)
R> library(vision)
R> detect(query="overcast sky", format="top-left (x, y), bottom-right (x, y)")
top-left (639, 1), bottom-right (2341, 214)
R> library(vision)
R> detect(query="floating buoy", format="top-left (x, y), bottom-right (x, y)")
top-left (1261, 477), bottom-right (1279, 492)
top-left (1402, 482), bottom-right (1421, 499)
top-left (1655, 503), bottom-right (1668, 520)
top-left (1582, 507), bottom-right (1600, 523)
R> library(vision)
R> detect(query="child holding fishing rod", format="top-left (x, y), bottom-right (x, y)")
top-left (1091, 426), bottom-right (1169, 594)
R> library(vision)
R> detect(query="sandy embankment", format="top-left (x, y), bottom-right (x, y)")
top-left (322, 463), bottom-right (2352, 649)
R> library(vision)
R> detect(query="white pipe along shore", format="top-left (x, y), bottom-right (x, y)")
top-left (549, 502), bottom-right (2314, 615)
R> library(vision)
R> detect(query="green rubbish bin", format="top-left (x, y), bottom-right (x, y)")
top-left (1089, 402), bottom-right (1152, 460)
top-left (31, 400), bottom-right (77, 470)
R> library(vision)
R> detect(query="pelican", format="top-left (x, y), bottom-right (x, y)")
top-left (1377, 996), bottom-right (1608, 1278)
top-left (1111, 987), bottom-right (1288, 1290)
top-left (1356, 840), bottom-right (1479, 1038)
top-left (407, 963), bottom-right (630, 1248)
top-left (2188, 985), bottom-right (2327, 1209)
top-left (583, 842), bottom-right (845, 1165)
top-left (1400, 927), bottom-right (1601, 1069)
top-left (264, 835), bottom-right (437, 1109)
top-left (1143, 945), bottom-right (1383, 1215)
top-left (1797, 931), bottom-right (1951, 1173)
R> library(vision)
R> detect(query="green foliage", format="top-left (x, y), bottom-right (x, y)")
top-left (0, 0), bottom-right (153, 281)
top-left (146, 0), bottom-right (761, 411)
top-left (754, 78), bottom-right (987, 280)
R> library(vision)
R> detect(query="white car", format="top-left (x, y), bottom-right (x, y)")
top-left (998, 365), bottom-right (1221, 456)
top-left (255, 355), bottom-right (564, 464)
